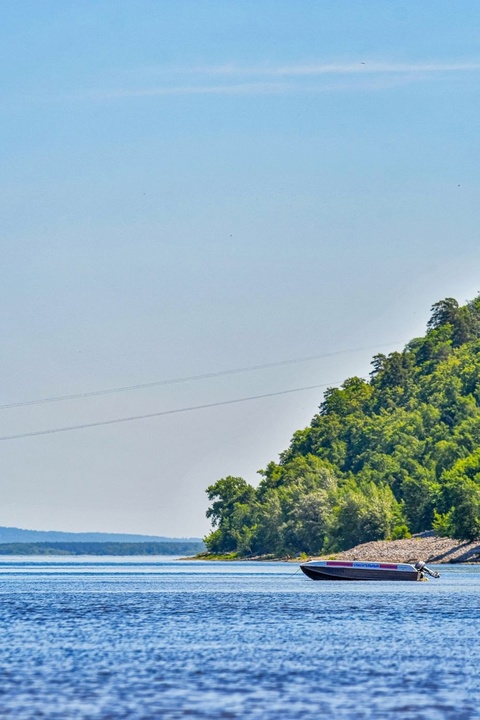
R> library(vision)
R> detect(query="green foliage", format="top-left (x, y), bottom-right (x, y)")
top-left (432, 510), bottom-right (453, 537)
top-left (204, 295), bottom-right (480, 554)
top-left (390, 525), bottom-right (412, 540)
top-left (441, 477), bottom-right (480, 541)
top-left (204, 476), bottom-right (256, 553)
top-left (334, 482), bottom-right (404, 550)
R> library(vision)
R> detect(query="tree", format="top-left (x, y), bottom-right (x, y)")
top-left (252, 492), bottom-right (284, 555)
top-left (335, 483), bottom-right (403, 550)
top-left (204, 476), bottom-right (255, 553)
top-left (427, 298), bottom-right (459, 330)
top-left (441, 477), bottom-right (480, 540)
top-left (282, 490), bottom-right (334, 555)
top-left (439, 450), bottom-right (480, 540)
top-left (401, 475), bottom-right (439, 533)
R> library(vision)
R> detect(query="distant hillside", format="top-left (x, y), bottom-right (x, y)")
top-left (0, 541), bottom-right (205, 556)
top-left (204, 295), bottom-right (480, 557)
top-left (0, 526), bottom-right (201, 544)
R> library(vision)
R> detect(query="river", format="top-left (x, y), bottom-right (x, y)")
top-left (0, 557), bottom-right (478, 719)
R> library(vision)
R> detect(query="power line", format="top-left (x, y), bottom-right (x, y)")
top-left (0, 380), bottom-right (344, 442)
top-left (0, 340), bottom-right (403, 411)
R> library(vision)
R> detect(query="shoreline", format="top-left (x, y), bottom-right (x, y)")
top-left (314, 535), bottom-right (480, 564)
top-left (191, 536), bottom-right (480, 564)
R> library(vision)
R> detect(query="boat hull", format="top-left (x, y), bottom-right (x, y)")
top-left (301, 561), bottom-right (422, 582)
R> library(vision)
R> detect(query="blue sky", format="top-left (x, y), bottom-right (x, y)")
top-left (1, 1), bottom-right (480, 536)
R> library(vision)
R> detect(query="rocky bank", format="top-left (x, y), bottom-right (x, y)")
top-left (317, 534), bottom-right (480, 564)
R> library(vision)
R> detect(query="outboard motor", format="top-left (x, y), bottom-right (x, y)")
top-left (415, 560), bottom-right (440, 579)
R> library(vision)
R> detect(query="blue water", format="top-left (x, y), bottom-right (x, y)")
top-left (0, 558), bottom-right (479, 719)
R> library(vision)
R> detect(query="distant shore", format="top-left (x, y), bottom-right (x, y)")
top-left (0, 541), bottom-right (205, 556)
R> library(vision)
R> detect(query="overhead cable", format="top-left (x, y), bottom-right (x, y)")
top-left (0, 340), bottom-right (403, 410)
top-left (0, 380), bottom-right (346, 442)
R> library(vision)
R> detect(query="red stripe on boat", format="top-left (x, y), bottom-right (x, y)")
top-left (326, 561), bottom-right (353, 567)
top-left (379, 564), bottom-right (399, 569)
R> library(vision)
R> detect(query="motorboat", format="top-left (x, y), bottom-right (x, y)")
top-left (300, 559), bottom-right (440, 581)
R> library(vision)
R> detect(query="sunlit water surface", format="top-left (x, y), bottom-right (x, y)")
top-left (0, 557), bottom-right (479, 719)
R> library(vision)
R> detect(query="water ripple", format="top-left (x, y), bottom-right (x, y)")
top-left (0, 560), bottom-right (478, 719)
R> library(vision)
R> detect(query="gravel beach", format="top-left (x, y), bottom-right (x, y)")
top-left (317, 535), bottom-right (480, 564)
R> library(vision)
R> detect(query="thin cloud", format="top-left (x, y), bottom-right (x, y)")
top-left (142, 60), bottom-right (480, 77)
top-left (80, 78), bottom-right (411, 100)
top-left (256, 61), bottom-right (480, 76)
top-left (78, 82), bottom-right (291, 100)
top-left (77, 60), bottom-right (480, 100)
top-left (118, 82), bottom-right (289, 96)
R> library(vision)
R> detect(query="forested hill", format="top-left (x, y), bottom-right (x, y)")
top-left (204, 296), bottom-right (480, 556)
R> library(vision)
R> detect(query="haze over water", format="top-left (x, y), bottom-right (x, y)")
top-left (0, 558), bottom-right (479, 719)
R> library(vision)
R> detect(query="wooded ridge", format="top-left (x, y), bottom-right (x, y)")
top-left (204, 295), bottom-right (480, 557)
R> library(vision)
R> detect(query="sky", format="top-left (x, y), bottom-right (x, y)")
top-left (1, 1), bottom-right (480, 537)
